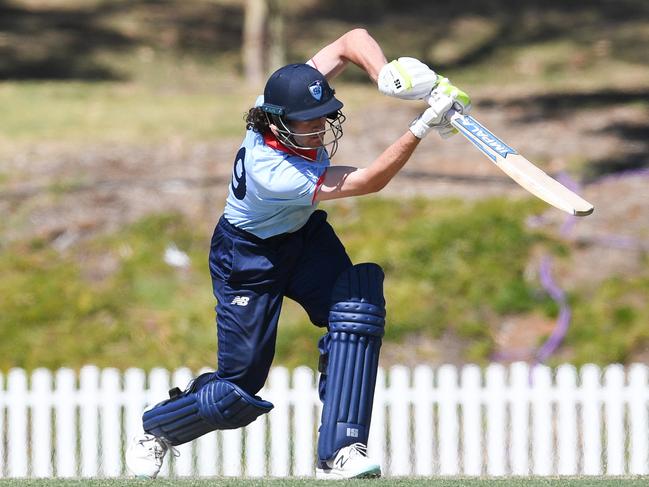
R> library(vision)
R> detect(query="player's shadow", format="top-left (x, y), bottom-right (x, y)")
top-left (486, 90), bottom-right (649, 122)
top-left (584, 122), bottom-right (649, 182)
top-left (0, 1), bottom-right (132, 80)
top-left (0, 0), bottom-right (241, 81)
top-left (313, 0), bottom-right (649, 73)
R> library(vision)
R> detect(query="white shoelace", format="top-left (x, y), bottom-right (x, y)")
top-left (140, 436), bottom-right (180, 462)
top-left (158, 437), bottom-right (181, 459)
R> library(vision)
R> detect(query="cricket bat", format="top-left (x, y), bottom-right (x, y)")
top-left (448, 111), bottom-right (594, 216)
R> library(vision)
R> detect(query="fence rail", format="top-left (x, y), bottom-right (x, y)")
top-left (0, 362), bottom-right (647, 478)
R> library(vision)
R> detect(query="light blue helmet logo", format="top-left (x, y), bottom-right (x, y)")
top-left (308, 80), bottom-right (322, 101)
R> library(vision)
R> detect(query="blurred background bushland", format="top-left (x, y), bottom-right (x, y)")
top-left (0, 0), bottom-right (648, 371)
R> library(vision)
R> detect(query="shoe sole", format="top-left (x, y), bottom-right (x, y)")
top-left (315, 465), bottom-right (382, 480)
top-left (355, 466), bottom-right (381, 479)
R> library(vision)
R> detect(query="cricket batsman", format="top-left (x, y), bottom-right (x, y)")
top-left (126, 28), bottom-right (470, 479)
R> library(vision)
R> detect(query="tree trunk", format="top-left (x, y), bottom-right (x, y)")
top-left (267, 0), bottom-right (285, 73)
top-left (243, 0), bottom-right (267, 86)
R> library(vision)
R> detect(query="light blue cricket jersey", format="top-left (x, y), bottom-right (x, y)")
top-left (223, 129), bottom-right (330, 239)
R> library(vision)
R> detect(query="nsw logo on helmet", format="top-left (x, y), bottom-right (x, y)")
top-left (308, 80), bottom-right (323, 101)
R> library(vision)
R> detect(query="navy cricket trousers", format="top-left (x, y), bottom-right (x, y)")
top-left (208, 210), bottom-right (352, 395)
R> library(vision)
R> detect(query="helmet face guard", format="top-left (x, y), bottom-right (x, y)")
top-left (261, 64), bottom-right (346, 161)
top-left (266, 111), bottom-right (346, 162)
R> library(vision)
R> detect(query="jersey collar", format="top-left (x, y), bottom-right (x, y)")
top-left (263, 131), bottom-right (318, 161)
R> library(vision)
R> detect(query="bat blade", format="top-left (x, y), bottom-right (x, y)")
top-left (449, 111), bottom-right (594, 216)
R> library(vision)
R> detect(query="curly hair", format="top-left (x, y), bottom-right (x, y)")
top-left (245, 107), bottom-right (270, 133)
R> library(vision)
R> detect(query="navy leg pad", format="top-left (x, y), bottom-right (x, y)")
top-left (143, 373), bottom-right (273, 445)
top-left (318, 263), bottom-right (385, 461)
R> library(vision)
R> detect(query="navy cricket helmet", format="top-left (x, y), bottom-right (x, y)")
top-left (259, 63), bottom-right (346, 161)
top-left (261, 63), bottom-right (343, 121)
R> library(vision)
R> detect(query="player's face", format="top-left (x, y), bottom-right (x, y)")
top-left (288, 117), bottom-right (327, 148)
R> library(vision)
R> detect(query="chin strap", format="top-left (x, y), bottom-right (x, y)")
top-left (263, 131), bottom-right (319, 161)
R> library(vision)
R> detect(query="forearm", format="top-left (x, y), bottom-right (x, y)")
top-left (310, 28), bottom-right (387, 82)
top-left (315, 131), bottom-right (420, 201)
top-left (360, 131), bottom-right (420, 192)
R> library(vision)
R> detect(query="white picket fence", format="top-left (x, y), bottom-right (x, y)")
top-left (0, 362), bottom-right (647, 478)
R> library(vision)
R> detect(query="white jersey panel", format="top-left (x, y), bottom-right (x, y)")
top-left (223, 130), bottom-right (329, 238)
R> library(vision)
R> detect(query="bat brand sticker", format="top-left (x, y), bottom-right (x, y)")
top-left (458, 116), bottom-right (517, 157)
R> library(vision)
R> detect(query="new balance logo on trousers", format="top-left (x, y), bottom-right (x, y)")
top-left (231, 296), bottom-right (250, 306)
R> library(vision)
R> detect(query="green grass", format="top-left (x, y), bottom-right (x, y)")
top-left (1, 197), bottom-right (548, 370)
top-left (2, 196), bottom-right (649, 371)
top-left (1, 478), bottom-right (649, 487)
top-left (0, 213), bottom-right (217, 371)
top-left (0, 74), bottom-right (250, 149)
top-left (568, 274), bottom-right (649, 364)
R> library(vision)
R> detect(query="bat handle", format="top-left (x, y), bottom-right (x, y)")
top-left (446, 109), bottom-right (463, 126)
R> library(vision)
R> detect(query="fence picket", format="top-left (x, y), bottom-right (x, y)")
top-left (509, 362), bottom-right (529, 475)
top-left (486, 364), bottom-right (506, 475)
top-left (100, 368), bottom-right (121, 476)
top-left (0, 364), bottom-right (647, 478)
top-left (31, 368), bottom-right (52, 478)
top-left (292, 367), bottom-right (315, 476)
top-left (531, 365), bottom-right (552, 475)
top-left (244, 410), bottom-right (266, 477)
top-left (557, 364), bottom-right (578, 475)
top-left (438, 364), bottom-right (459, 475)
top-left (604, 364), bottom-right (625, 475)
top-left (628, 364), bottom-right (648, 474)
top-left (197, 432), bottom-right (218, 476)
top-left (388, 366), bottom-right (411, 475)
top-left (54, 368), bottom-right (76, 477)
top-left (413, 365), bottom-right (434, 476)
top-left (222, 429), bottom-right (243, 477)
top-left (268, 367), bottom-right (290, 477)
top-left (460, 364), bottom-right (482, 476)
top-left (7, 369), bottom-right (28, 477)
top-left (123, 368), bottom-right (146, 445)
top-left (79, 366), bottom-right (99, 477)
top-left (581, 364), bottom-right (602, 475)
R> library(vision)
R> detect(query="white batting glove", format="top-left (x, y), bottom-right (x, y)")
top-left (429, 77), bottom-right (471, 114)
top-left (408, 92), bottom-right (455, 139)
top-left (377, 57), bottom-right (438, 100)
top-left (435, 123), bottom-right (458, 139)
top-left (424, 77), bottom-right (472, 138)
